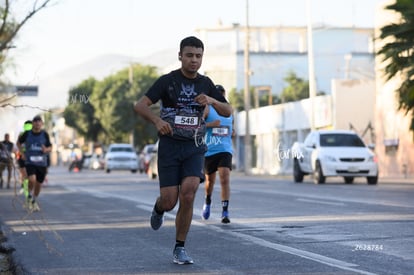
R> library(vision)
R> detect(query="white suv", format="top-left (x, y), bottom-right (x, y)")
top-left (104, 143), bottom-right (138, 173)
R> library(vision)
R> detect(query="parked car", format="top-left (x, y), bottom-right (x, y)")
top-left (139, 144), bottom-right (156, 173)
top-left (104, 143), bottom-right (138, 173)
top-left (147, 141), bottom-right (158, 179)
top-left (291, 130), bottom-right (379, 184)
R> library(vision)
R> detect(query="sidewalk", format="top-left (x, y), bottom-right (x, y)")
top-left (378, 175), bottom-right (414, 184)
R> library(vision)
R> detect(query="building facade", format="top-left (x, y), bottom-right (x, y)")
top-left (197, 24), bottom-right (378, 175)
top-left (374, 0), bottom-right (414, 178)
top-left (198, 6), bottom-right (413, 179)
top-left (234, 79), bottom-right (375, 175)
top-left (198, 24), bottom-right (375, 97)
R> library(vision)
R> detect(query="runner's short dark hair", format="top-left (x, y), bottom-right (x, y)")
top-left (180, 36), bottom-right (204, 52)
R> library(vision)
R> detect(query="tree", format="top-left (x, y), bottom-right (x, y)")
top-left (377, 0), bottom-right (414, 133)
top-left (63, 78), bottom-right (104, 142)
top-left (0, 0), bottom-right (52, 77)
top-left (257, 90), bottom-right (281, 106)
top-left (280, 71), bottom-right (309, 103)
top-left (228, 88), bottom-right (244, 111)
top-left (228, 87), bottom-right (281, 112)
top-left (89, 64), bottom-right (159, 146)
top-left (1, 0), bottom-right (53, 113)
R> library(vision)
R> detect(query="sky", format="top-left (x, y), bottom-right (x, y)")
top-left (5, 0), bottom-right (386, 85)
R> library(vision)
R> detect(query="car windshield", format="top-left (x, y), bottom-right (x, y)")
top-left (110, 147), bottom-right (133, 153)
top-left (320, 134), bottom-right (365, 147)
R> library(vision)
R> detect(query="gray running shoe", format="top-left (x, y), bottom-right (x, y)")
top-left (150, 208), bottom-right (164, 230)
top-left (31, 201), bottom-right (40, 212)
top-left (173, 247), bottom-right (194, 264)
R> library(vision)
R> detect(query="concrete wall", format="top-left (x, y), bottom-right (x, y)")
top-left (234, 95), bottom-right (333, 174)
top-left (234, 79), bottom-right (379, 175)
top-left (331, 79), bottom-right (376, 145)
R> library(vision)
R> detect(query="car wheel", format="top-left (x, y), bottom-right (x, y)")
top-left (314, 160), bottom-right (325, 184)
top-left (106, 169), bottom-right (110, 173)
top-left (293, 159), bottom-right (304, 183)
top-left (131, 169), bottom-right (137, 173)
top-left (344, 176), bottom-right (354, 184)
top-left (367, 175), bottom-right (378, 185)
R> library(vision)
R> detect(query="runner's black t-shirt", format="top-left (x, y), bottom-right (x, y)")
top-left (145, 69), bottom-right (228, 141)
top-left (18, 130), bottom-right (51, 167)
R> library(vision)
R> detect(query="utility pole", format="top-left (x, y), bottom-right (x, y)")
top-left (244, 0), bottom-right (252, 175)
top-left (306, 0), bottom-right (317, 131)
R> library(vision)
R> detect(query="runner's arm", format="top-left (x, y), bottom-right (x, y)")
top-left (134, 96), bottom-right (173, 136)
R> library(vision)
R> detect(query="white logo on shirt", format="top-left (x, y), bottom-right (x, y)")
top-left (180, 84), bottom-right (197, 98)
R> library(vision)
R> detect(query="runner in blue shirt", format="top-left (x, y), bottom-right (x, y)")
top-left (201, 85), bottom-right (234, 224)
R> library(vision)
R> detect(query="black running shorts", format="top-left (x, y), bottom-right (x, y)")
top-left (204, 152), bottom-right (233, 175)
top-left (17, 158), bottom-right (25, 168)
top-left (157, 136), bottom-right (207, 187)
top-left (25, 164), bottom-right (47, 184)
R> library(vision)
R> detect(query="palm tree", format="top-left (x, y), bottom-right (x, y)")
top-left (377, 0), bottom-right (414, 133)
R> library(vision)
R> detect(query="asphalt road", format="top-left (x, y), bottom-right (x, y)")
top-left (1, 166), bottom-right (413, 275)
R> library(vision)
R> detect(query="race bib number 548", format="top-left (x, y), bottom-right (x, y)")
top-left (174, 115), bottom-right (199, 127)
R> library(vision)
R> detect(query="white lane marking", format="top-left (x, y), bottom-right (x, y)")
top-left (66, 185), bottom-right (377, 274)
top-left (296, 198), bottom-right (345, 206)
top-left (238, 187), bottom-right (413, 209)
top-left (194, 220), bottom-right (377, 275)
top-left (222, 228), bottom-right (378, 275)
top-left (135, 203), bottom-right (378, 275)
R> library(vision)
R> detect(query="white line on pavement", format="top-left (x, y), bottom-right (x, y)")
top-left (296, 198), bottom-right (346, 206)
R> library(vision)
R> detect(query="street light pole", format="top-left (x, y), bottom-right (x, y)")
top-left (244, 0), bottom-right (252, 175)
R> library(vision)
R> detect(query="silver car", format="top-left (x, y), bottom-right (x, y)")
top-left (104, 143), bottom-right (138, 173)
